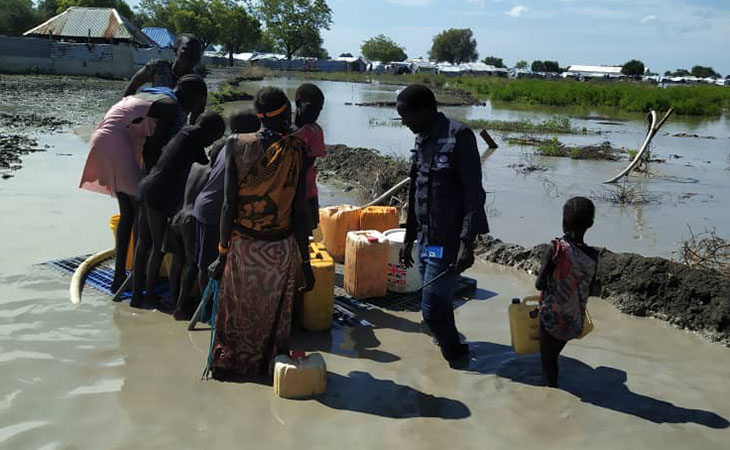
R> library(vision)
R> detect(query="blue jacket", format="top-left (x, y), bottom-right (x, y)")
top-left (405, 113), bottom-right (489, 253)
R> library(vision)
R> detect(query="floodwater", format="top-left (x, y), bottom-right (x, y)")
top-left (228, 78), bottom-right (730, 259)
top-left (1, 75), bottom-right (729, 448)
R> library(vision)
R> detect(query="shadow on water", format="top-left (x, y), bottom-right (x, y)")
top-left (316, 371), bottom-right (471, 420)
top-left (463, 342), bottom-right (729, 429)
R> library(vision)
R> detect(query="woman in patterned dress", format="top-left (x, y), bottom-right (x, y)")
top-left (208, 87), bottom-right (315, 380)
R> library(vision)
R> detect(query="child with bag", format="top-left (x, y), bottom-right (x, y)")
top-left (535, 196), bottom-right (599, 388)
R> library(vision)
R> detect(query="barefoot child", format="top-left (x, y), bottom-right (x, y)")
top-left (535, 196), bottom-right (599, 388)
top-left (292, 83), bottom-right (326, 227)
top-left (132, 111), bottom-right (226, 309)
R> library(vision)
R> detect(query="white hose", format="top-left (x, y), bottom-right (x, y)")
top-left (69, 248), bottom-right (115, 305)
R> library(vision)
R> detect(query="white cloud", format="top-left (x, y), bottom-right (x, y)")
top-left (506, 5), bottom-right (528, 18)
top-left (640, 14), bottom-right (657, 24)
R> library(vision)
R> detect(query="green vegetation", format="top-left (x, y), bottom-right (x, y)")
top-left (464, 117), bottom-right (586, 134)
top-left (449, 76), bottom-right (730, 116)
top-left (482, 56), bottom-right (505, 68)
top-left (429, 28), bottom-right (478, 64)
top-left (537, 137), bottom-right (565, 157)
top-left (361, 35), bottom-right (407, 63)
top-left (627, 149), bottom-right (639, 160)
top-left (258, 0), bottom-right (333, 59)
top-left (297, 71), bottom-right (730, 116)
top-left (622, 59), bottom-right (645, 77)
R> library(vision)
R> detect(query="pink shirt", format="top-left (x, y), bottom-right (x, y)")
top-left (293, 123), bottom-right (325, 199)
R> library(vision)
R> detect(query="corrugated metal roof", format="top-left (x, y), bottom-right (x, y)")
top-left (142, 27), bottom-right (176, 49)
top-left (567, 65), bottom-right (623, 74)
top-left (24, 7), bottom-right (156, 47)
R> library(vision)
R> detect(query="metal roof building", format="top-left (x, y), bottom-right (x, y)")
top-left (24, 7), bottom-right (156, 47)
top-left (142, 27), bottom-right (176, 49)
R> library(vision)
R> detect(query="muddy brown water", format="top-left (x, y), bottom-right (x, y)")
top-left (1, 75), bottom-right (729, 448)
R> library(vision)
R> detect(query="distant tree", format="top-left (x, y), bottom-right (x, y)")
top-left (726, 74), bottom-right (730, 80)
top-left (531, 60), bottom-right (546, 72)
top-left (135, 0), bottom-right (220, 47)
top-left (667, 68), bottom-right (691, 77)
top-left (482, 56), bottom-right (505, 68)
top-left (515, 60), bottom-right (528, 69)
top-left (36, 0), bottom-right (60, 20)
top-left (361, 34), bottom-right (407, 63)
top-left (0, 0), bottom-right (38, 36)
top-left (621, 59), bottom-right (645, 77)
top-left (295, 30), bottom-right (328, 59)
top-left (429, 28), bottom-right (478, 64)
top-left (57, 0), bottom-right (135, 20)
top-left (259, 0), bottom-right (333, 59)
top-left (214, 0), bottom-right (260, 66)
top-left (254, 30), bottom-right (281, 53)
top-left (691, 65), bottom-right (720, 78)
top-left (543, 60), bottom-right (560, 72)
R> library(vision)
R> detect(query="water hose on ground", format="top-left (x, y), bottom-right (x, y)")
top-left (69, 248), bottom-right (115, 305)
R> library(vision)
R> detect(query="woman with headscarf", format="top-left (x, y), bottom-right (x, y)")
top-left (207, 87), bottom-right (315, 380)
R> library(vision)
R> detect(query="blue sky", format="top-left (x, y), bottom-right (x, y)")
top-left (127, 0), bottom-right (730, 75)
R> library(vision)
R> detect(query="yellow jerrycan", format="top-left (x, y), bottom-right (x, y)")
top-left (359, 206), bottom-right (399, 233)
top-left (344, 230), bottom-right (389, 299)
top-left (300, 243), bottom-right (335, 332)
top-left (274, 351), bottom-right (327, 399)
top-left (509, 295), bottom-right (595, 354)
top-left (319, 205), bottom-right (361, 263)
top-left (508, 296), bottom-right (541, 354)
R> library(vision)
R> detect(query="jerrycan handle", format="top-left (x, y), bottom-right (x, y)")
top-left (522, 295), bottom-right (540, 307)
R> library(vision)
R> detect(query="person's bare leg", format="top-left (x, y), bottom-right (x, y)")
top-left (131, 205), bottom-right (151, 308)
top-left (111, 192), bottom-right (136, 293)
top-left (144, 205), bottom-right (167, 306)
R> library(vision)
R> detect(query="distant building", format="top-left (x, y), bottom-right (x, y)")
top-left (0, 7), bottom-right (172, 78)
top-left (562, 65), bottom-right (624, 80)
top-left (142, 27), bottom-right (176, 49)
top-left (24, 7), bottom-right (156, 46)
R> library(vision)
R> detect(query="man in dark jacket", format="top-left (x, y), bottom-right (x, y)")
top-left (397, 84), bottom-right (489, 365)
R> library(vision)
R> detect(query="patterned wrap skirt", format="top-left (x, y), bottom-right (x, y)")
top-left (211, 233), bottom-right (298, 377)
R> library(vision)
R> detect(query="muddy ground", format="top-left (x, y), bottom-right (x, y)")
top-left (318, 144), bottom-right (410, 202)
top-left (317, 142), bottom-right (730, 345)
top-left (475, 236), bottom-right (730, 346)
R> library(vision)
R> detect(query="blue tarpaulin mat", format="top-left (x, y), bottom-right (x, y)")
top-left (45, 255), bottom-right (171, 300)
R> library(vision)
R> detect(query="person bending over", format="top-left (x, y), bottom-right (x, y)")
top-left (132, 111), bottom-right (225, 309)
top-left (183, 110), bottom-right (262, 319)
top-left (535, 197), bottom-right (599, 388)
top-left (79, 75), bottom-right (207, 293)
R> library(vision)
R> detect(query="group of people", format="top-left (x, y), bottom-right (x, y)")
top-left (78, 33), bottom-right (598, 387)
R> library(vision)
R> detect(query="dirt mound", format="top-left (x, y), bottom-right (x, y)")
top-left (475, 236), bottom-right (730, 345)
top-left (319, 144), bottom-right (410, 202)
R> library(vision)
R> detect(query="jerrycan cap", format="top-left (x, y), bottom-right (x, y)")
top-left (511, 297), bottom-right (521, 304)
top-left (290, 350), bottom-right (306, 360)
top-left (367, 236), bottom-right (379, 243)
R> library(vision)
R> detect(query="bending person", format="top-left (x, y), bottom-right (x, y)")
top-left (133, 111), bottom-right (224, 309)
top-left (208, 88), bottom-right (315, 380)
top-left (79, 76), bottom-right (204, 293)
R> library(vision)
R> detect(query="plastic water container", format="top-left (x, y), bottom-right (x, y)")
top-left (383, 228), bottom-right (422, 293)
top-left (319, 205), bottom-right (361, 263)
top-left (508, 296), bottom-right (541, 354)
top-left (301, 243), bottom-right (335, 332)
top-left (359, 206), bottom-right (399, 233)
top-left (344, 230), bottom-right (389, 299)
top-left (273, 352), bottom-right (327, 399)
top-left (509, 296), bottom-right (595, 354)
top-left (109, 214), bottom-right (134, 271)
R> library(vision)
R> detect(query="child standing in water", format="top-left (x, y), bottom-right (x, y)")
top-left (535, 197), bottom-right (599, 388)
top-left (292, 84), bottom-right (326, 226)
